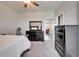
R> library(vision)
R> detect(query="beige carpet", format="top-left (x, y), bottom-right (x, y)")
top-left (23, 40), bottom-right (60, 57)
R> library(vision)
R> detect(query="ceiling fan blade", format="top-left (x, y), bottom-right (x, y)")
top-left (31, 1), bottom-right (39, 7)
top-left (24, 3), bottom-right (27, 7)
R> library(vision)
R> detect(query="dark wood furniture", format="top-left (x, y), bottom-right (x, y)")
top-left (26, 30), bottom-right (44, 42)
top-left (55, 25), bottom-right (78, 57)
top-left (55, 26), bottom-right (65, 57)
top-left (26, 21), bottom-right (44, 42)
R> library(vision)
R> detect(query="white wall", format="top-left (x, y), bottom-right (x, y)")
top-left (0, 3), bottom-right (19, 35)
top-left (55, 1), bottom-right (77, 25)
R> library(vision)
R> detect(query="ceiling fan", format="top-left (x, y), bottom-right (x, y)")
top-left (24, 0), bottom-right (39, 7)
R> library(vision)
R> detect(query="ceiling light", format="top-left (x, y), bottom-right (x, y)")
top-left (24, 0), bottom-right (31, 4)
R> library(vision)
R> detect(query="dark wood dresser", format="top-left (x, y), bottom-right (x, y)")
top-left (55, 25), bottom-right (78, 57)
top-left (26, 30), bottom-right (44, 42)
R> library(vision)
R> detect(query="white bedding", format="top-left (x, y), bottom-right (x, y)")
top-left (0, 35), bottom-right (31, 57)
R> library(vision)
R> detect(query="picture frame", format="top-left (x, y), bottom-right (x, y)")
top-left (58, 14), bottom-right (63, 26)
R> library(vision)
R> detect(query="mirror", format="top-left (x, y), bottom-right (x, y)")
top-left (29, 21), bottom-right (42, 31)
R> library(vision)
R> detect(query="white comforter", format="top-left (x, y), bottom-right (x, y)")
top-left (0, 35), bottom-right (31, 57)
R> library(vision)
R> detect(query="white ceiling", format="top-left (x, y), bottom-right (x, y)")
top-left (0, 1), bottom-right (63, 13)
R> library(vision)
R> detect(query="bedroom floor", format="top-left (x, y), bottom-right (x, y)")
top-left (22, 35), bottom-right (60, 57)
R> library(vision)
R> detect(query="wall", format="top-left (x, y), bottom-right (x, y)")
top-left (0, 3), bottom-right (19, 35)
top-left (55, 1), bottom-right (77, 25)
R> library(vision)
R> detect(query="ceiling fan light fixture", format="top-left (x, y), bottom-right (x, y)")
top-left (24, 0), bottom-right (31, 4)
top-left (24, 0), bottom-right (39, 8)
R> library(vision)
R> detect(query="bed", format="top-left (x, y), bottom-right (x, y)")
top-left (0, 35), bottom-right (31, 57)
